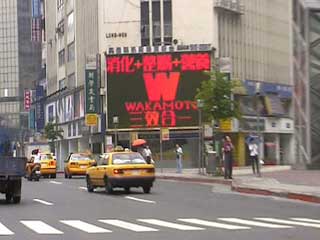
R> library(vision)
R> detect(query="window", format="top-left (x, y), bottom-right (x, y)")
top-left (67, 73), bottom-right (75, 89)
top-left (57, 0), bottom-right (64, 10)
top-left (58, 49), bottom-right (65, 66)
top-left (112, 153), bottom-right (146, 165)
top-left (140, 0), bottom-right (172, 46)
top-left (59, 78), bottom-right (66, 90)
top-left (67, 41), bottom-right (75, 62)
top-left (57, 20), bottom-right (64, 37)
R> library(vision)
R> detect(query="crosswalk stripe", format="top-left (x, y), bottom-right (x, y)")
top-left (21, 221), bottom-right (63, 234)
top-left (0, 222), bottom-right (14, 235)
top-left (255, 218), bottom-right (320, 228)
top-left (219, 218), bottom-right (293, 229)
top-left (291, 218), bottom-right (320, 224)
top-left (99, 220), bottom-right (158, 232)
top-left (178, 218), bottom-right (251, 230)
top-left (60, 220), bottom-right (111, 233)
top-left (137, 219), bottom-right (205, 231)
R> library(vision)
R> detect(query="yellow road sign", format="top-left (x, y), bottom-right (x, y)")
top-left (85, 114), bottom-right (98, 126)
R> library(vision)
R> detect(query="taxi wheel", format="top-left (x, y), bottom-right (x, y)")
top-left (124, 187), bottom-right (130, 194)
top-left (86, 176), bottom-right (94, 193)
top-left (104, 178), bottom-right (113, 194)
top-left (142, 186), bottom-right (151, 194)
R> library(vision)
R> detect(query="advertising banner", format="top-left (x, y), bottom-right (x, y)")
top-left (85, 69), bottom-right (99, 114)
top-left (35, 85), bottom-right (45, 130)
top-left (24, 89), bottom-right (31, 111)
top-left (106, 51), bottom-right (211, 129)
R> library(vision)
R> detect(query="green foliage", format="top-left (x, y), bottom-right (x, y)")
top-left (44, 122), bottom-right (63, 153)
top-left (195, 71), bottom-right (241, 123)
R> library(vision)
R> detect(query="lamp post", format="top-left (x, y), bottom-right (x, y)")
top-left (197, 99), bottom-right (204, 174)
top-left (255, 82), bottom-right (262, 177)
top-left (113, 116), bottom-right (119, 147)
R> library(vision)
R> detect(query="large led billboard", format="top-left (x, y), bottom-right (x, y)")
top-left (106, 51), bottom-right (211, 129)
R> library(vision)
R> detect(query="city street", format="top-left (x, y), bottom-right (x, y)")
top-left (0, 176), bottom-right (319, 240)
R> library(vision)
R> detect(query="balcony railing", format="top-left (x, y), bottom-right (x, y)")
top-left (214, 0), bottom-right (244, 15)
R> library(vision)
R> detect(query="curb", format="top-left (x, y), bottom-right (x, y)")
top-left (231, 186), bottom-right (320, 204)
top-left (157, 175), bottom-right (232, 186)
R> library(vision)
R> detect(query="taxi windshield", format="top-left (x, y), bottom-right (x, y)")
top-left (112, 153), bottom-right (146, 165)
top-left (41, 154), bottom-right (53, 160)
top-left (70, 154), bottom-right (92, 161)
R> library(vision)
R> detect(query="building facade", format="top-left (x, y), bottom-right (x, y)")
top-left (292, 0), bottom-right (320, 168)
top-left (45, 0), bottom-right (293, 169)
top-left (0, 0), bottom-right (41, 147)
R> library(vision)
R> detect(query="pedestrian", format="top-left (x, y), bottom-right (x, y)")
top-left (248, 138), bottom-right (261, 177)
top-left (143, 145), bottom-right (153, 164)
top-left (175, 144), bottom-right (183, 173)
top-left (222, 136), bottom-right (234, 179)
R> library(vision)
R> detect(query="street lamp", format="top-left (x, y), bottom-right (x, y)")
top-left (113, 116), bottom-right (119, 147)
top-left (255, 82), bottom-right (262, 177)
top-left (197, 99), bottom-right (204, 174)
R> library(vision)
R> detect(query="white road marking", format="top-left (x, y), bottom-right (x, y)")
top-left (178, 218), bottom-right (251, 230)
top-left (255, 218), bottom-right (320, 228)
top-left (137, 219), bottom-right (205, 231)
top-left (219, 218), bottom-right (293, 229)
top-left (79, 187), bottom-right (87, 190)
top-left (124, 196), bottom-right (156, 204)
top-left (21, 221), bottom-right (63, 234)
top-left (60, 220), bottom-right (111, 233)
top-left (99, 219), bottom-right (158, 232)
top-left (33, 199), bottom-right (54, 206)
top-left (49, 181), bottom-right (62, 185)
top-left (291, 218), bottom-right (320, 224)
top-left (0, 222), bottom-right (14, 236)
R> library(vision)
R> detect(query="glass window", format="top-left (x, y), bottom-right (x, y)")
top-left (59, 78), bottom-right (66, 90)
top-left (67, 41), bottom-right (75, 62)
top-left (112, 153), bottom-right (146, 165)
top-left (70, 154), bottom-right (92, 161)
top-left (58, 49), bottom-right (65, 66)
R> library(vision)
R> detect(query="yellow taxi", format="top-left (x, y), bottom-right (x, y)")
top-left (39, 152), bottom-right (57, 178)
top-left (86, 149), bottom-right (155, 194)
top-left (64, 153), bottom-right (96, 178)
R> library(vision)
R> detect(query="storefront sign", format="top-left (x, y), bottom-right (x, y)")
top-left (24, 90), bottom-right (31, 110)
top-left (161, 128), bottom-right (170, 141)
top-left (35, 85), bottom-right (45, 131)
top-left (219, 119), bottom-right (232, 132)
top-left (85, 114), bottom-right (98, 126)
top-left (85, 69), bottom-right (99, 114)
top-left (106, 51), bottom-right (211, 129)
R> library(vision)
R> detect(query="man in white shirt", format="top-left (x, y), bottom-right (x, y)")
top-left (248, 138), bottom-right (261, 177)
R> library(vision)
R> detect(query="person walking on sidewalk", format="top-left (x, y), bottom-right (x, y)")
top-left (175, 144), bottom-right (183, 173)
top-left (248, 138), bottom-right (261, 177)
top-left (222, 136), bottom-right (234, 179)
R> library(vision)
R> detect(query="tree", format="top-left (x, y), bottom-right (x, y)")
top-left (195, 71), bottom-right (241, 175)
top-left (44, 122), bottom-right (63, 153)
top-left (195, 71), bottom-right (241, 123)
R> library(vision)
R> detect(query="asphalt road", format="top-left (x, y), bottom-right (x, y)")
top-left (0, 175), bottom-right (319, 240)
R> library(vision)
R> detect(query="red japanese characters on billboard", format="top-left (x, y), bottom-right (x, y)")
top-left (24, 89), bottom-right (31, 111)
top-left (106, 51), bottom-right (211, 129)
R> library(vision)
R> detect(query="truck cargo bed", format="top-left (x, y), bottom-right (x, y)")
top-left (0, 157), bottom-right (27, 177)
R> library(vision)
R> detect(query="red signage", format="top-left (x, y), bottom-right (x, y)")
top-left (24, 90), bottom-right (31, 111)
top-left (106, 51), bottom-right (211, 129)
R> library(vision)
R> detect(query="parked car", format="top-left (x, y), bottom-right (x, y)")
top-left (86, 148), bottom-right (155, 194)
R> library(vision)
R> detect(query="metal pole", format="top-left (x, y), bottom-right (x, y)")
top-left (160, 128), bottom-right (163, 173)
top-left (198, 109), bottom-right (201, 174)
top-left (256, 82), bottom-right (261, 177)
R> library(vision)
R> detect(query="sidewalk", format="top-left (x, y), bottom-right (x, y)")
top-left (156, 166), bottom-right (320, 204)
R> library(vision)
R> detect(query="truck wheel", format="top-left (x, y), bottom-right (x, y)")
top-left (142, 186), bottom-right (151, 194)
top-left (13, 196), bottom-right (21, 204)
top-left (5, 193), bottom-right (12, 203)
